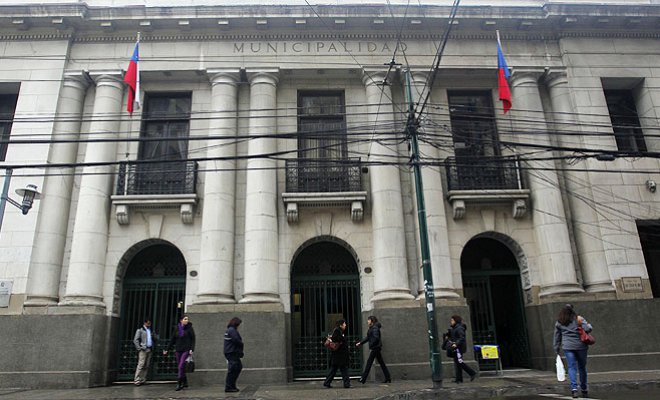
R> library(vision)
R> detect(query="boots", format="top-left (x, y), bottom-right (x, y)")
top-left (183, 376), bottom-right (189, 388)
top-left (175, 379), bottom-right (183, 391)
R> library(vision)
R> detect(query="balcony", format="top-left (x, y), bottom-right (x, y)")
top-left (444, 156), bottom-right (530, 219)
top-left (111, 161), bottom-right (198, 225)
top-left (282, 158), bottom-right (367, 223)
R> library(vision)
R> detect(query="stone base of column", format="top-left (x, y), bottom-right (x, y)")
top-left (539, 283), bottom-right (584, 298)
top-left (193, 294), bottom-right (236, 305)
top-left (584, 281), bottom-right (616, 293)
top-left (371, 289), bottom-right (415, 303)
top-left (58, 295), bottom-right (106, 311)
top-left (24, 296), bottom-right (59, 307)
top-left (238, 293), bottom-right (281, 304)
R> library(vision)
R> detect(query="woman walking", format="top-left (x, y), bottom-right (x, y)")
top-left (554, 304), bottom-right (593, 398)
top-left (163, 314), bottom-right (195, 391)
top-left (323, 319), bottom-right (351, 389)
top-left (356, 316), bottom-right (391, 383)
top-left (443, 315), bottom-right (477, 383)
top-left (224, 317), bottom-right (244, 393)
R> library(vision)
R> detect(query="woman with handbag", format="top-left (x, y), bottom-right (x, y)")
top-left (553, 304), bottom-right (593, 398)
top-left (163, 314), bottom-right (195, 391)
top-left (443, 315), bottom-right (477, 384)
top-left (323, 319), bottom-right (351, 389)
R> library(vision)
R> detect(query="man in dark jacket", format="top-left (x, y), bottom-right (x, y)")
top-left (224, 317), bottom-right (244, 393)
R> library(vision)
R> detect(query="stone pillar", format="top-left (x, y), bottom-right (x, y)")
top-left (363, 70), bottom-right (414, 302)
top-left (408, 71), bottom-right (458, 299)
top-left (509, 70), bottom-right (583, 297)
top-left (195, 70), bottom-right (240, 305)
top-left (24, 72), bottom-right (90, 307)
top-left (545, 72), bottom-right (614, 293)
top-left (60, 72), bottom-right (124, 308)
top-left (239, 69), bottom-right (280, 304)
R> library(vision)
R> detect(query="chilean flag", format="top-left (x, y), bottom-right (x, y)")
top-left (124, 37), bottom-right (140, 114)
top-left (497, 33), bottom-right (512, 114)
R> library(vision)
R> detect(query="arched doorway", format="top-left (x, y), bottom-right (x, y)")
top-left (461, 235), bottom-right (531, 371)
top-left (116, 241), bottom-right (186, 381)
top-left (290, 237), bottom-right (362, 379)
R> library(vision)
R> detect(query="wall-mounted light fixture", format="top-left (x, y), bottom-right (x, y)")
top-left (0, 169), bottom-right (41, 234)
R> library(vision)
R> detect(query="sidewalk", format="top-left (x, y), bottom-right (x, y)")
top-left (0, 370), bottom-right (659, 400)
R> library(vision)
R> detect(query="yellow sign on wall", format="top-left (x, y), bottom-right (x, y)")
top-left (481, 345), bottom-right (499, 359)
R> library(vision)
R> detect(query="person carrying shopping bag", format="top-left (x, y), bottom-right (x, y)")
top-left (554, 304), bottom-right (593, 398)
top-left (163, 314), bottom-right (195, 391)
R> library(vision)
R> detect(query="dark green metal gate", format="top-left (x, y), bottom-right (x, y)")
top-left (117, 243), bottom-right (186, 381)
top-left (291, 240), bottom-right (362, 378)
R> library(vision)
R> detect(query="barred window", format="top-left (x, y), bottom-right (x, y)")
top-left (0, 93), bottom-right (19, 161)
top-left (297, 92), bottom-right (347, 160)
top-left (605, 89), bottom-right (647, 153)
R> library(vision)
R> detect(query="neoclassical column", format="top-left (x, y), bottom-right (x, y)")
top-left (60, 72), bottom-right (124, 308)
top-left (408, 70), bottom-right (458, 299)
top-left (363, 70), bottom-right (414, 302)
top-left (509, 70), bottom-right (583, 297)
top-left (24, 71), bottom-right (90, 307)
top-left (239, 69), bottom-right (280, 304)
top-left (195, 69), bottom-right (240, 305)
top-left (545, 72), bottom-right (614, 293)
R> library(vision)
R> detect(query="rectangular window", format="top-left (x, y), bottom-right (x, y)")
top-left (0, 94), bottom-right (19, 161)
top-left (604, 89), bottom-right (647, 153)
top-left (297, 91), bottom-right (346, 160)
top-left (448, 91), bottom-right (500, 158)
top-left (135, 93), bottom-right (192, 194)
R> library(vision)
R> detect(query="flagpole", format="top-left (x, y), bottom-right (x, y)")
top-left (135, 31), bottom-right (141, 111)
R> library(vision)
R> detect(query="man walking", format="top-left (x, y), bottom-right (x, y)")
top-left (133, 318), bottom-right (156, 386)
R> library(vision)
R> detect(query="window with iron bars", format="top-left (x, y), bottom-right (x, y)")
top-left (0, 93), bottom-right (19, 161)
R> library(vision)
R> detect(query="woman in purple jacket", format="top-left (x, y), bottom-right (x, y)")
top-left (553, 304), bottom-right (593, 398)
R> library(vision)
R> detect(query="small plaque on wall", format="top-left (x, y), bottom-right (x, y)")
top-left (0, 280), bottom-right (12, 307)
top-left (621, 277), bottom-right (643, 293)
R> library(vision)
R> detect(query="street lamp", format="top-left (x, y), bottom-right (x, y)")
top-left (0, 168), bottom-right (41, 233)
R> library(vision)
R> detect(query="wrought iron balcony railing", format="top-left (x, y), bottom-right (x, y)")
top-left (116, 160), bottom-right (198, 196)
top-left (445, 156), bottom-right (525, 191)
top-left (285, 158), bottom-right (362, 193)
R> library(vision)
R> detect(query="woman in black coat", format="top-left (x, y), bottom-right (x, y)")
top-left (323, 319), bottom-right (351, 388)
top-left (356, 316), bottom-right (391, 383)
top-left (443, 315), bottom-right (477, 383)
top-left (163, 315), bottom-right (195, 391)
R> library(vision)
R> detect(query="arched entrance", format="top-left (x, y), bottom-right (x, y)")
top-left (461, 234), bottom-right (531, 371)
top-left (290, 237), bottom-right (362, 379)
top-left (116, 241), bottom-right (186, 381)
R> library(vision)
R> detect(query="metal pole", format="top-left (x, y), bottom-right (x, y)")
top-left (405, 70), bottom-right (442, 387)
top-left (0, 168), bottom-right (13, 234)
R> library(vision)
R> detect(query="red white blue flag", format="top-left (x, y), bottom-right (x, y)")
top-left (124, 35), bottom-right (140, 114)
top-left (496, 32), bottom-right (512, 114)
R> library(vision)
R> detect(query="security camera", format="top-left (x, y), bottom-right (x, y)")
top-left (647, 180), bottom-right (657, 193)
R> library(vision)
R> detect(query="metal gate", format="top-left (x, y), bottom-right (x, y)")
top-left (117, 244), bottom-right (186, 381)
top-left (290, 240), bottom-right (362, 379)
top-left (463, 273), bottom-right (531, 371)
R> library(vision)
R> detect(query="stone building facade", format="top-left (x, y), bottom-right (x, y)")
top-left (0, 0), bottom-right (659, 389)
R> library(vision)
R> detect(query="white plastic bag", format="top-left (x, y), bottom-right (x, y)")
top-left (556, 354), bottom-right (566, 382)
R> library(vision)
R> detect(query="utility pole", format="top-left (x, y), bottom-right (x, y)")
top-left (404, 69), bottom-right (442, 387)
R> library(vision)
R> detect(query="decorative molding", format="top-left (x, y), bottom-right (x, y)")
top-left (111, 194), bottom-right (197, 225)
top-left (282, 192), bottom-right (367, 224)
top-left (447, 189), bottom-right (531, 220)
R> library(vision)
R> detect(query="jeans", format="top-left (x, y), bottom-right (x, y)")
top-left (564, 349), bottom-right (588, 392)
top-left (225, 354), bottom-right (243, 390)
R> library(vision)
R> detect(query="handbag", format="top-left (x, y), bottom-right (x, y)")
top-left (324, 335), bottom-right (340, 351)
top-left (577, 326), bottom-right (596, 345)
top-left (556, 354), bottom-right (566, 382)
top-left (184, 354), bottom-right (195, 373)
